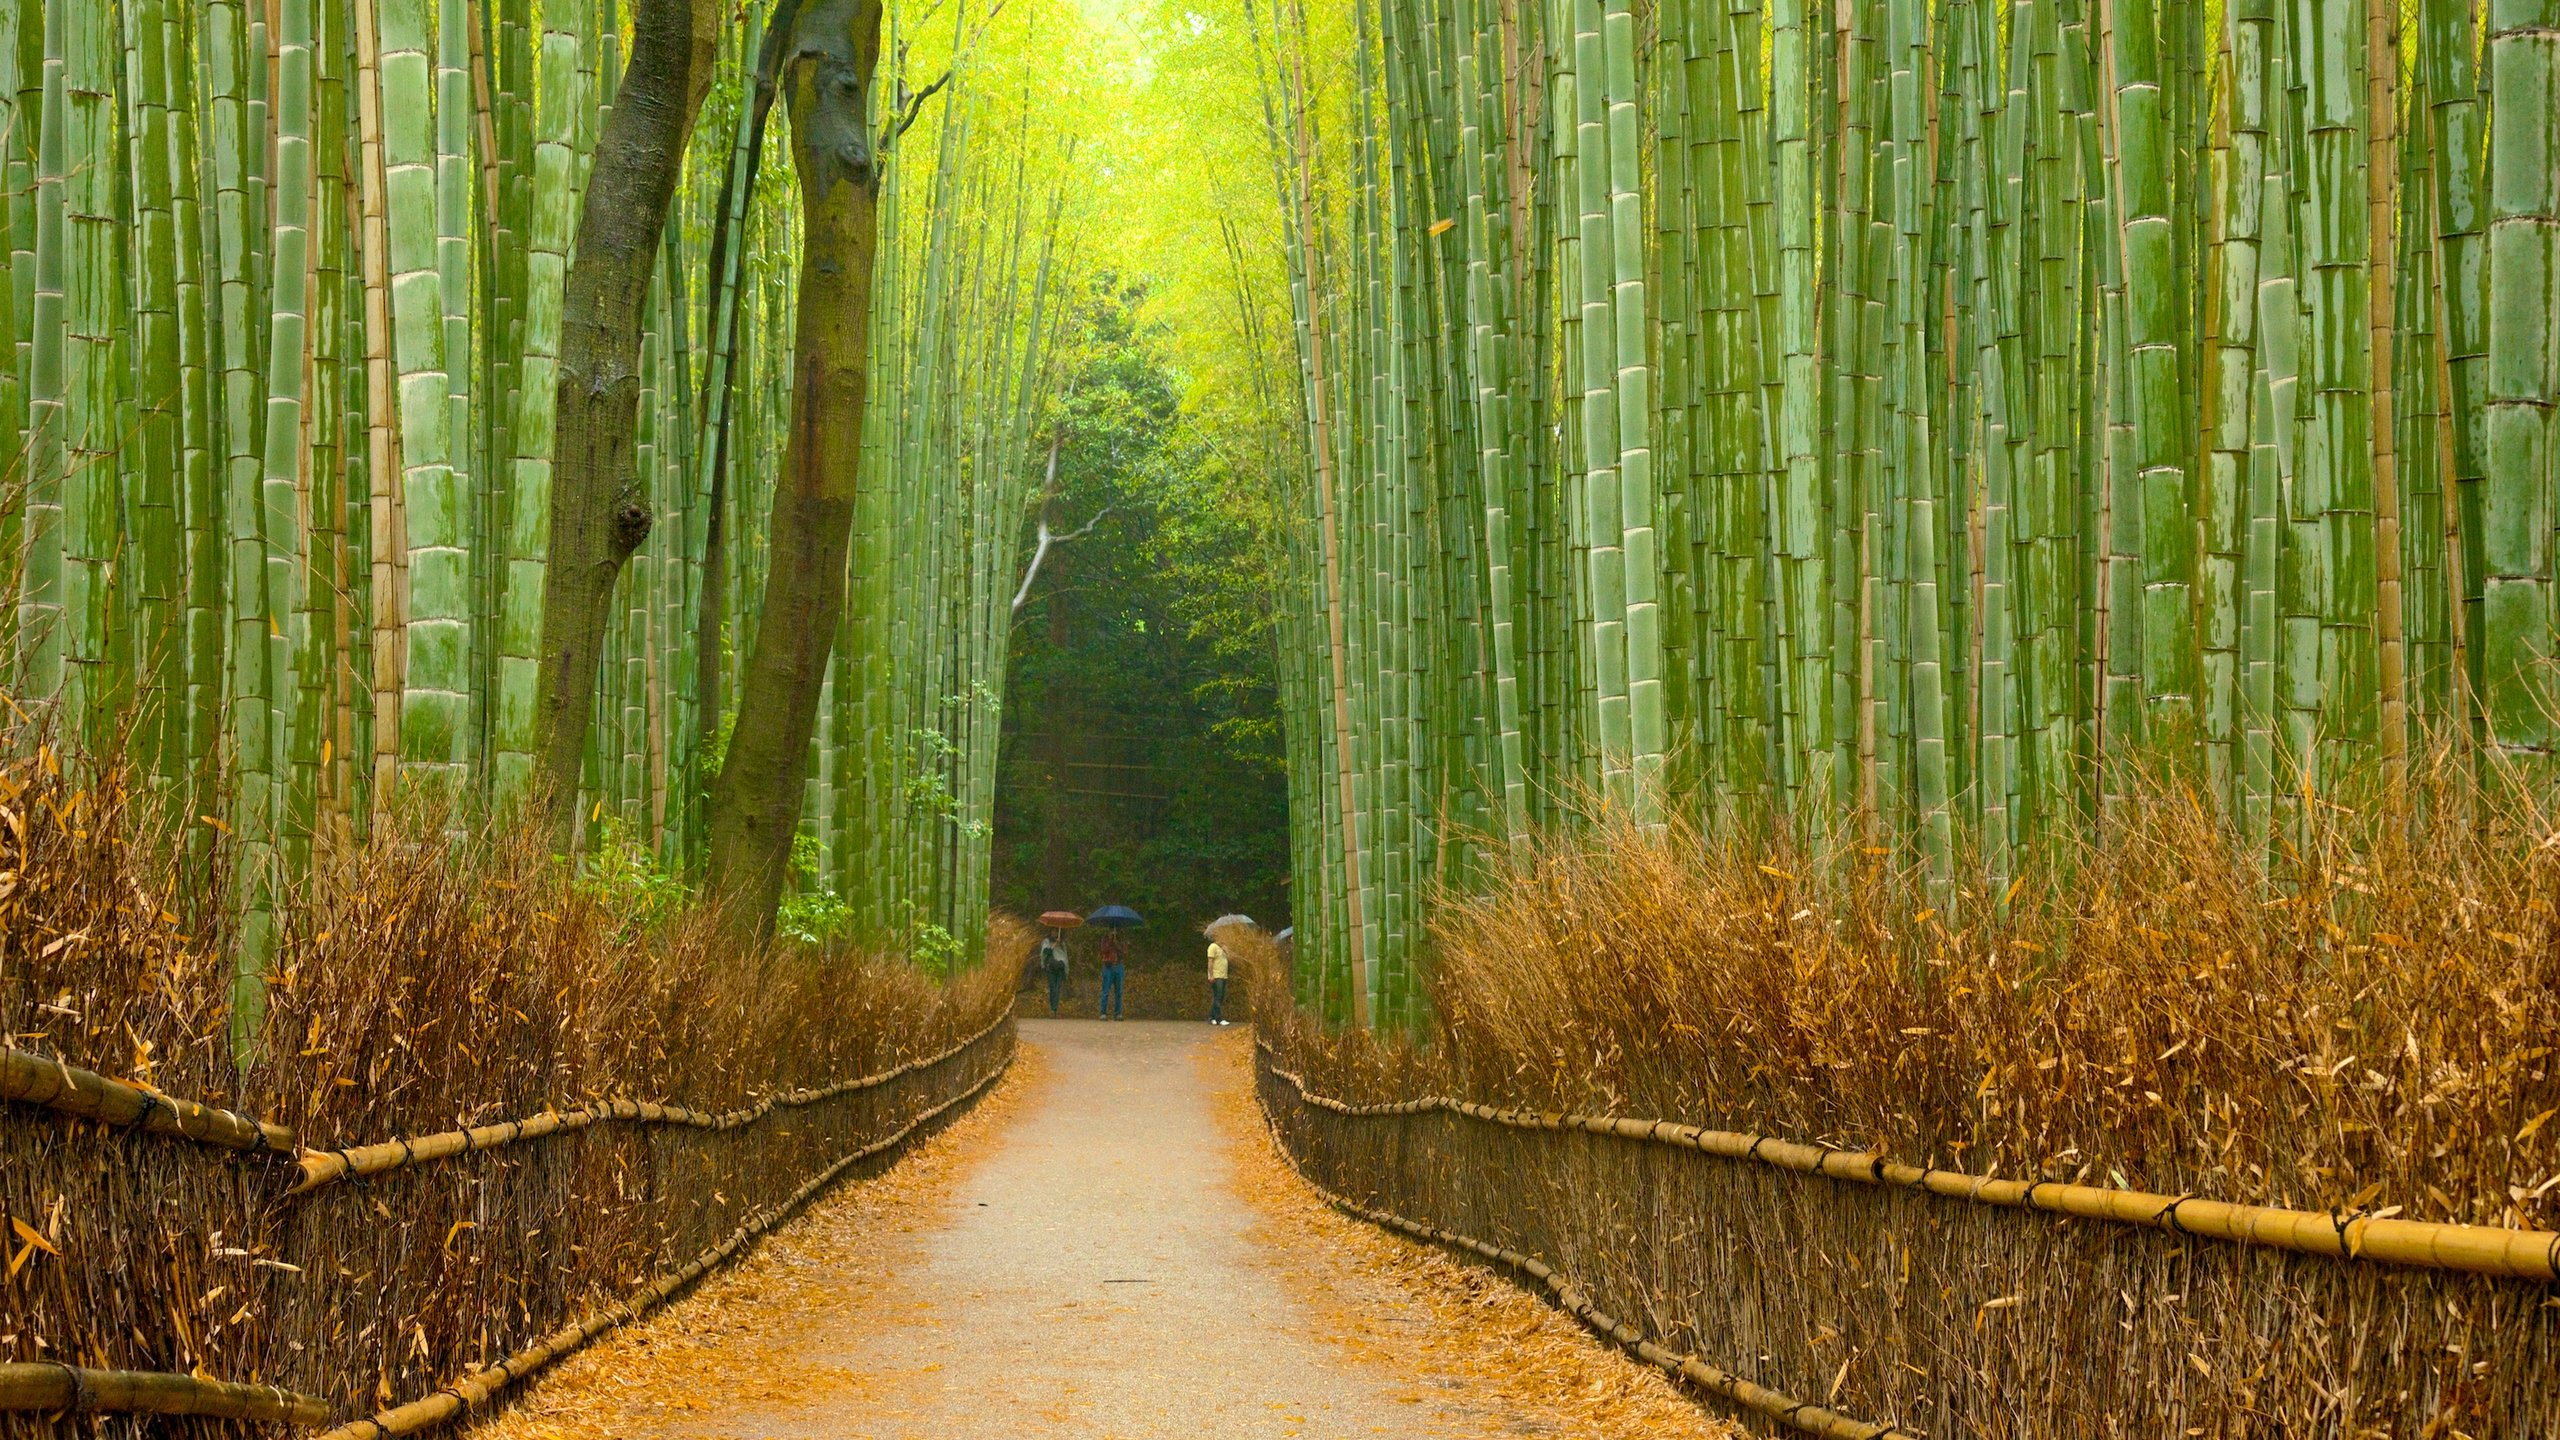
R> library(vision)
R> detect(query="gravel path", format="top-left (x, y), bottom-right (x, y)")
top-left (650, 1019), bottom-right (1489, 1438)
top-left (486, 1018), bottom-right (1735, 1440)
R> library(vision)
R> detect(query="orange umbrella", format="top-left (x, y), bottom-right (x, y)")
top-left (1038, 910), bottom-right (1084, 929)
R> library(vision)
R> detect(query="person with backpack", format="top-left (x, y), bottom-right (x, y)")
top-left (1038, 932), bottom-right (1071, 1016)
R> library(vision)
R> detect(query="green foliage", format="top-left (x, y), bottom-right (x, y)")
top-left (774, 832), bottom-right (855, 947)
top-left (576, 820), bottom-right (692, 938)
top-left (908, 921), bottom-right (965, 979)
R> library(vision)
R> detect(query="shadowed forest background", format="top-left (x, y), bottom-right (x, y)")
top-left (992, 284), bottom-right (1293, 965)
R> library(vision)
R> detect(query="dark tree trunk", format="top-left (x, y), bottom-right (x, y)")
top-left (528, 0), bottom-right (721, 824)
top-left (705, 0), bottom-right (886, 932)
top-left (688, 7), bottom-right (796, 862)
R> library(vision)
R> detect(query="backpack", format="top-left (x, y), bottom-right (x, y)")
top-left (1041, 940), bottom-right (1066, 973)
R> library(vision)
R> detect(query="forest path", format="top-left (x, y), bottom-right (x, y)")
top-left (471, 1019), bottom-right (1733, 1440)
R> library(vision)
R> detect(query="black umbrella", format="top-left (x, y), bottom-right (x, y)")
top-left (1085, 904), bottom-right (1144, 929)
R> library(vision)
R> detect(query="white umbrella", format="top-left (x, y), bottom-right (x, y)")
top-left (1203, 913), bottom-right (1257, 935)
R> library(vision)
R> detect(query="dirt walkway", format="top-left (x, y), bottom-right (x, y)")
top-left (472, 1019), bottom-right (1734, 1440)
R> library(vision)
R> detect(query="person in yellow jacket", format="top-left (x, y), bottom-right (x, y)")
top-left (1205, 940), bottom-right (1231, 1026)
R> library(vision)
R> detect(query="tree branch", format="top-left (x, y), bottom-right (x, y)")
top-left (1011, 436), bottom-right (1108, 613)
top-left (889, 68), bottom-right (952, 141)
top-left (878, 0), bottom-right (1012, 148)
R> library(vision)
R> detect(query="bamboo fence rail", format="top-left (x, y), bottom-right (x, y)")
top-left (289, 1010), bottom-right (1013, 1192)
top-left (1263, 1117), bottom-right (1907, 1440)
top-left (3, 763), bottom-right (1042, 1437)
top-left (3, 1010), bottom-right (1009, 1194)
top-left (1256, 1029), bottom-right (2560, 1433)
top-left (0, 1048), bottom-right (295, 1154)
top-left (0, 1364), bottom-right (329, 1425)
top-left (1258, 1045), bottom-right (2560, 1283)
top-left (311, 1047), bottom-right (1012, 1440)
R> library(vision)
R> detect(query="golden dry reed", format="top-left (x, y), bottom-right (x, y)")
top-left (0, 735), bottom-right (1024, 1439)
top-left (1255, 758), bottom-right (2560, 1436)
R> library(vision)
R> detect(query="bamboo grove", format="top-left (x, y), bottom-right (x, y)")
top-left (1253, 0), bottom-right (2560, 1024)
top-left (0, 0), bottom-right (1077, 998)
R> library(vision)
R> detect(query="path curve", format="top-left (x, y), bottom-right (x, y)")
top-left (471, 1019), bottom-right (1734, 1440)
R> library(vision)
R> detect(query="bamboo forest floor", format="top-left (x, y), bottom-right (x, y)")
top-left (463, 1019), bottom-right (1735, 1440)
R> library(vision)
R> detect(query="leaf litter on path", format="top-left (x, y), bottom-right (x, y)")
top-left (1199, 1031), bottom-right (1741, 1440)
top-left (461, 1045), bottom-right (1050, 1440)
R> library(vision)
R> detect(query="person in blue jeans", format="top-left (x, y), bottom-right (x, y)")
top-left (1205, 939), bottom-right (1230, 1025)
top-left (1097, 934), bottom-right (1126, 1020)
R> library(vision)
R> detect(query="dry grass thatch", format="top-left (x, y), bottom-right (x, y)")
top-left (0, 739), bottom-right (1024, 1438)
top-left (1258, 762), bottom-right (2560, 1436)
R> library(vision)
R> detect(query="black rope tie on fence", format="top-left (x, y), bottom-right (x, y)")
top-left (56, 1361), bottom-right (88, 1414)
top-left (2157, 1195), bottom-right (2193, 1235)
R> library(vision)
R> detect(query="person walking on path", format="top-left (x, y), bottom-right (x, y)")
top-left (1205, 939), bottom-right (1231, 1025)
top-left (1098, 935), bottom-right (1126, 1020)
top-left (1038, 933), bottom-right (1071, 1016)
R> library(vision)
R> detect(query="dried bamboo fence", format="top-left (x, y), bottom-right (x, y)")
top-left (0, 838), bottom-right (1028, 1440)
top-left (0, 750), bottom-right (1038, 1439)
top-left (1256, 1041), bottom-right (2560, 1437)
top-left (1, 1017), bottom-right (1012, 1437)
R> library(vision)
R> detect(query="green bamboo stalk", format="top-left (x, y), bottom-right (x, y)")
top-left (494, 0), bottom-right (591, 799)
top-left (440, 0), bottom-right (479, 780)
top-left (0, 1), bottom-right (33, 608)
top-left (262, 0), bottom-right (316, 875)
top-left (373, 0), bottom-right (468, 783)
top-left (2478, 0), bottom-right (2558, 754)
top-left (17, 0), bottom-right (66, 708)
